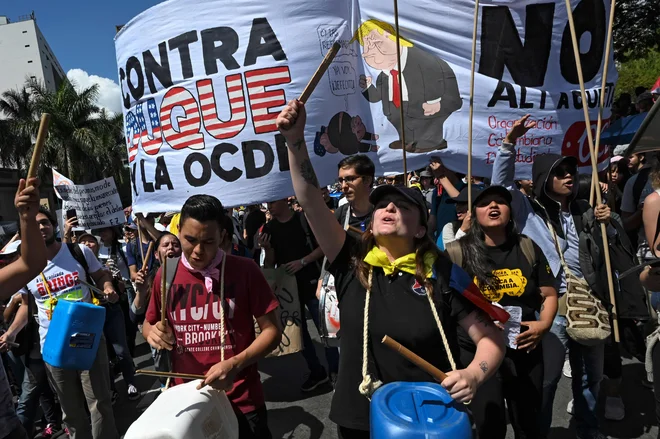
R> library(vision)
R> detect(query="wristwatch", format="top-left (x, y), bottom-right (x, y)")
top-left (300, 258), bottom-right (307, 267)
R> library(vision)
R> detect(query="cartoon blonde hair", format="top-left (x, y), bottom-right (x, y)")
top-left (351, 19), bottom-right (413, 48)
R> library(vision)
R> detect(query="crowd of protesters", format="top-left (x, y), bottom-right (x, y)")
top-left (0, 91), bottom-right (659, 439)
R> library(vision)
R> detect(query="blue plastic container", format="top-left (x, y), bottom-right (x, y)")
top-left (42, 300), bottom-right (106, 370)
top-left (370, 382), bottom-right (471, 439)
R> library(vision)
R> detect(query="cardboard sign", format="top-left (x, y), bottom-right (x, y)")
top-left (255, 267), bottom-right (303, 358)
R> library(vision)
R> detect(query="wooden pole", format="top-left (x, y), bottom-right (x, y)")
top-left (27, 114), bottom-right (51, 181)
top-left (382, 335), bottom-right (448, 382)
top-left (136, 369), bottom-right (205, 381)
top-left (393, 0), bottom-right (409, 186)
top-left (565, 0), bottom-right (619, 342)
top-left (466, 0), bottom-right (480, 210)
top-left (160, 256), bottom-right (167, 324)
top-left (299, 42), bottom-right (340, 104)
top-left (141, 241), bottom-right (155, 272)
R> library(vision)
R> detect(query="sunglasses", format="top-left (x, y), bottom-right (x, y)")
top-left (375, 197), bottom-right (414, 212)
top-left (553, 164), bottom-right (576, 178)
top-left (474, 195), bottom-right (509, 208)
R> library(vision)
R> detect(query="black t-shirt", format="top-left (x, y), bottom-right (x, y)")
top-left (244, 210), bottom-right (266, 249)
top-left (457, 237), bottom-right (554, 351)
top-left (334, 203), bottom-right (373, 232)
top-left (262, 213), bottom-right (321, 296)
top-left (327, 235), bottom-right (476, 431)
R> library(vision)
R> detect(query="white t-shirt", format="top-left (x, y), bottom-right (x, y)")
top-left (21, 243), bottom-right (103, 352)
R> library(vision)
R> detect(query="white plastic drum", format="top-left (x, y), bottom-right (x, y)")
top-left (124, 380), bottom-right (238, 439)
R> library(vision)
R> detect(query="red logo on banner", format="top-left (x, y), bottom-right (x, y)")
top-left (561, 119), bottom-right (611, 168)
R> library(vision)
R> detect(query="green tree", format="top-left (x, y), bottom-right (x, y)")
top-left (616, 50), bottom-right (660, 97)
top-left (0, 86), bottom-right (37, 172)
top-left (613, 0), bottom-right (660, 62)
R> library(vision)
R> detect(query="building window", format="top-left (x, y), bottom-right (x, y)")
top-left (27, 60), bottom-right (33, 63)
top-left (25, 44), bottom-right (30, 47)
top-left (30, 76), bottom-right (36, 79)
top-left (46, 56), bottom-right (49, 61)
top-left (22, 30), bottom-right (27, 34)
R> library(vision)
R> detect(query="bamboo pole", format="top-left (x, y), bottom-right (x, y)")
top-left (136, 370), bottom-right (205, 381)
top-left (136, 222), bottom-right (146, 264)
top-left (564, 0), bottom-right (619, 342)
top-left (466, 0), bottom-right (480, 210)
top-left (393, 0), bottom-right (408, 186)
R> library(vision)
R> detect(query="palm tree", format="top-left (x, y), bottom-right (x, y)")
top-left (0, 78), bottom-right (128, 185)
top-left (28, 78), bottom-right (105, 182)
top-left (0, 86), bottom-right (37, 172)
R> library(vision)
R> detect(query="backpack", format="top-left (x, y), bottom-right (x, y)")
top-left (445, 235), bottom-right (537, 269)
top-left (318, 206), bottom-right (352, 347)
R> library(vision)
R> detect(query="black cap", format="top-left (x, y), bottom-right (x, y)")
top-left (447, 185), bottom-right (485, 204)
top-left (473, 185), bottom-right (512, 208)
top-left (370, 184), bottom-right (429, 223)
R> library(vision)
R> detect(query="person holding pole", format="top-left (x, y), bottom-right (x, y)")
top-left (276, 99), bottom-right (505, 438)
top-left (491, 115), bottom-right (615, 439)
top-left (143, 195), bottom-right (281, 438)
top-left (0, 178), bottom-right (47, 439)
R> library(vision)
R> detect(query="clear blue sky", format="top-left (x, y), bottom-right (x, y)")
top-left (2, 0), bottom-right (162, 82)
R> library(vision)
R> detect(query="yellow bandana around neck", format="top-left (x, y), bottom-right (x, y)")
top-left (363, 246), bottom-right (436, 278)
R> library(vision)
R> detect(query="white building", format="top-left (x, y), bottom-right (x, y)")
top-left (0, 13), bottom-right (66, 95)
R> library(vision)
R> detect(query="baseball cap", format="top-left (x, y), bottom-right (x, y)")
top-left (0, 240), bottom-right (21, 256)
top-left (77, 232), bottom-right (98, 243)
top-left (447, 185), bottom-right (486, 204)
top-left (369, 184), bottom-right (429, 223)
top-left (637, 91), bottom-right (653, 104)
top-left (473, 185), bottom-right (512, 207)
top-left (419, 170), bottom-right (433, 178)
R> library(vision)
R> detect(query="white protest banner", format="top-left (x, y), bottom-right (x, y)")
top-left (55, 177), bottom-right (126, 229)
top-left (116, 0), bottom-right (616, 212)
top-left (52, 169), bottom-right (74, 200)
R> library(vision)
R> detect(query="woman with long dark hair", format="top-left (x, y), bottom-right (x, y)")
top-left (276, 100), bottom-right (505, 438)
top-left (445, 185), bottom-right (558, 439)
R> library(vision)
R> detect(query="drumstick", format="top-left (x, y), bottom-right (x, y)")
top-left (382, 335), bottom-right (448, 383)
top-left (136, 369), bottom-right (205, 380)
top-left (299, 42), bottom-right (341, 103)
top-left (78, 278), bottom-right (105, 296)
top-left (141, 241), bottom-right (155, 272)
top-left (27, 113), bottom-right (51, 181)
top-left (160, 256), bottom-right (167, 324)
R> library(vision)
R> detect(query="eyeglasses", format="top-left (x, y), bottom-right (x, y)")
top-left (337, 175), bottom-right (362, 184)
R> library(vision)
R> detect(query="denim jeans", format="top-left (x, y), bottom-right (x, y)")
top-left (16, 357), bottom-right (60, 433)
top-left (103, 303), bottom-right (135, 387)
top-left (540, 315), bottom-right (605, 437)
top-left (300, 297), bottom-right (340, 375)
top-left (5, 352), bottom-right (24, 397)
top-left (45, 340), bottom-right (118, 439)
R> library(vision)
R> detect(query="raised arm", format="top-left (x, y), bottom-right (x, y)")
top-left (0, 179), bottom-right (47, 298)
top-left (492, 115), bottom-right (535, 189)
top-left (276, 100), bottom-right (346, 263)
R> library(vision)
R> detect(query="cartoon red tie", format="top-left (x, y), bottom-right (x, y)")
top-left (390, 69), bottom-right (401, 108)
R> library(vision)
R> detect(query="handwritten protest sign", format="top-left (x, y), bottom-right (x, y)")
top-left (116, 0), bottom-right (616, 212)
top-left (55, 178), bottom-right (126, 229)
top-left (255, 267), bottom-right (302, 358)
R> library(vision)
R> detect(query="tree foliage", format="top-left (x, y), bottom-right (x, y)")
top-left (616, 50), bottom-right (660, 97)
top-left (0, 78), bottom-right (127, 185)
top-left (613, 0), bottom-right (660, 62)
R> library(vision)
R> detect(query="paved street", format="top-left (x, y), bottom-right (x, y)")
top-left (110, 318), bottom-right (658, 439)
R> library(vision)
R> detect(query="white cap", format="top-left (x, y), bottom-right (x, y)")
top-left (1, 240), bottom-right (21, 255)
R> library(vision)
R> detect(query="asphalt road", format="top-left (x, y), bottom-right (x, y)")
top-left (109, 318), bottom-right (658, 439)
